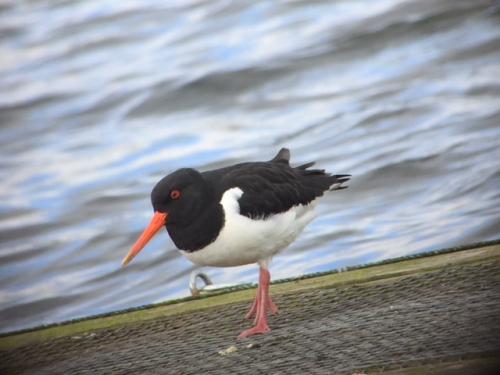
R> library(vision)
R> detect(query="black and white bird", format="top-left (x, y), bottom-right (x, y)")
top-left (122, 148), bottom-right (350, 339)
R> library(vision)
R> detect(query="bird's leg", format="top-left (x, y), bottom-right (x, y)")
top-left (238, 267), bottom-right (276, 339)
top-left (245, 269), bottom-right (279, 319)
top-left (266, 291), bottom-right (279, 315)
top-left (244, 285), bottom-right (259, 319)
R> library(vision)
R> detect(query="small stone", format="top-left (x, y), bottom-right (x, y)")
top-left (218, 345), bottom-right (238, 356)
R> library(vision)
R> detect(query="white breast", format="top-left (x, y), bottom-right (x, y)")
top-left (180, 187), bottom-right (316, 267)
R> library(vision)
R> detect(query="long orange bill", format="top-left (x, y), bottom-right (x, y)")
top-left (122, 212), bottom-right (168, 266)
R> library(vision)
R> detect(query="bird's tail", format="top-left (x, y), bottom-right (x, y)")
top-left (296, 161), bottom-right (351, 192)
top-left (274, 147), bottom-right (351, 191)
top-left (328, 174), bottom-right (351, 191)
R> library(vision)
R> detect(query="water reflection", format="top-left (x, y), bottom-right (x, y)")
top-left (0, 0), bottom-right (499, 333)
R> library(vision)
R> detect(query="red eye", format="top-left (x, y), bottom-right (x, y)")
top-left (170, 189), bottom-right (181, 200)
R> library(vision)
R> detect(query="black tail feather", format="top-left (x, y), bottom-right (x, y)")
top-left (271, 148), bottom-right (290, 164)
top-left (329, 174), bottom-right (351, 190)
top-left (274, 148), bottom-right (351, 194)
top-left (296, 161), bottom-right (315, 170)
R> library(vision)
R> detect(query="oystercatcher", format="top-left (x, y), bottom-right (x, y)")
top-left (122, 148), bottom-right (350, 338)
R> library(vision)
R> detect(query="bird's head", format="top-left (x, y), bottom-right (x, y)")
top-left (121, 168), bottom-right (209, 266)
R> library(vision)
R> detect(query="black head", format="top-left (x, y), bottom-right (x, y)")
top-left (122, 168), bottom-right (213, 266)
top-left (151, 168), bottom-right (211, 225)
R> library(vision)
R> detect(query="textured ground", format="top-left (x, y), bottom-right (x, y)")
top-left (1, 248), bottom-right (500, 374)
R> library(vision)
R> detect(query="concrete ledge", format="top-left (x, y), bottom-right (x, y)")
top-left (1, 241), bottom-right (499, 351)
top-left (369, 356), bottom-right (500, 375)
top-left (1, 241), bottom-right (499, 374)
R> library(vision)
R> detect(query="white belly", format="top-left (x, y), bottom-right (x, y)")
top-left (180, 188), bottom-right (316, 267)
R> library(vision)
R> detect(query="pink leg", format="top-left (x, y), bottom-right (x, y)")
top-left (244, 286), bottom-right (259, 320)
top-left (245, 270), bottom-right (279, 319)
top-left (267, 294), bottom-right (279, 315)
top-left (238, 267), bottom-right (277, 339)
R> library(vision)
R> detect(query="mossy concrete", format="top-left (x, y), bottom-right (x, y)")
top-left (1, 243), bottom-right (498, 351)
top-left (1, 243), bottom-right (499, 375)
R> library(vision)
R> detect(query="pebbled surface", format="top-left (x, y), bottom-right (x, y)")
top-left (1, 259), bottom-right (499, 374)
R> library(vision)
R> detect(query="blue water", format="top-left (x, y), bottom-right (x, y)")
top-left (1, 0), bottom-right (500, 333)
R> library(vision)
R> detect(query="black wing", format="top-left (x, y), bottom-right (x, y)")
top-left (218, 148), bottom-right (350, 219)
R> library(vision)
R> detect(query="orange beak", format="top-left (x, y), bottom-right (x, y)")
top-left (122, 212), bottom-right (168, 266)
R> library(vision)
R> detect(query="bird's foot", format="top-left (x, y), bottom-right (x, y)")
top-left (237, 322), bottom-right (270, 339)
top-left (239, 265), bottom-right (275, 339)
top-left (245, 294), bottom-right (279, 319)
top-left (244, 296), bottom-right (258, 319)
top-left (268, 298), bottom-right (279, 315)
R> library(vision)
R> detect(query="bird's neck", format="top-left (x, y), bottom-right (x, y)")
top-left (167, 201), bottom-right (224, 252)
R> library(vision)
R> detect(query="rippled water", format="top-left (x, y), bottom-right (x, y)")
top-left (1, 0), bottom-right (500, 333)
